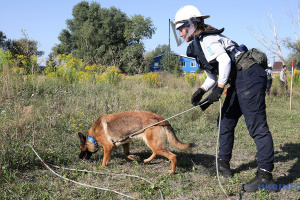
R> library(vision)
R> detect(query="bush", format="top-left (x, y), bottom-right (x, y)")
top-left (142, 72), bottom-right (158, 87)
top-left (0, 49), bottom-right (12, 72)
top-left (105, 66), bottom-right (122, 85)
top-left (292, 69), bottom-right (300, 86)
top-left (184, 73), bottom-right (198, 87)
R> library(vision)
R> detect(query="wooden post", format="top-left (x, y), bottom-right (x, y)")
top-left (290, 59), bottom-right (294, 110)
top-left (168, 19), bottom-right (170, 69)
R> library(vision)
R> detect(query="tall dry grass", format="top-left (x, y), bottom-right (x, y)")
top-left (0, 65), bottom-right (299, 199)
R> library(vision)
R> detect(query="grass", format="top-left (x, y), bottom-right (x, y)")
top-left (0, 67), bottom-right (300, 200)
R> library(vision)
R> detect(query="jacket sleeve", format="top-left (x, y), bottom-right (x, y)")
top-left (201, 70), bottom-right (217, 91)
top-left (216, 52), bottom-right (231, 86)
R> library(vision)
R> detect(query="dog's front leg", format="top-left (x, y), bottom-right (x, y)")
top-left (122, 143), bottom-right (141, 161)
top-left (101, 145), bottom-right (114, 168)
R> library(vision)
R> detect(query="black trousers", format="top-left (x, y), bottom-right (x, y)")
top-left (218, 64), bottom-right (274, 172)
top-left (266, 79), bottom-right (272, 95)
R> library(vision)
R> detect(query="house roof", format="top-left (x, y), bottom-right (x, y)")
top-left (153, 53), bottom-right (196, 60)
top-left (273, 61), bottom-right (283, 72)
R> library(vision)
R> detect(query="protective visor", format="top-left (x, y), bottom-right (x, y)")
top-left (171, 19), bottom-right (196, 46)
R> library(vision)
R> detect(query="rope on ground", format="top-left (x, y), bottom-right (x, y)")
top-left (47, 163), bottom-right (164, 200)
top-left (23, 144), bottom-right (164, 200)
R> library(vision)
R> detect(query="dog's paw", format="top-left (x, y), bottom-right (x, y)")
top-left (189, 143), bottom-right (197, 148)
top-left (127, 155), bottom-right (141, 162)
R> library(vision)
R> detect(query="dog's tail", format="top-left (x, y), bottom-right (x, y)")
top-left (164, 126), bottom-right (195, 151)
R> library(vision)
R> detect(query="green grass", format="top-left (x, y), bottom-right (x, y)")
top-left (1, 68), bottom-right (300, 200)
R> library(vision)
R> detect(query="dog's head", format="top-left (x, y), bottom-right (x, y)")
top-left (78, 132), bottom-right (99, 161)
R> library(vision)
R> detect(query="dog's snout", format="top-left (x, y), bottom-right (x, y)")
top-left (79, 151), bottom-right (92, 160)
top-left (79, 151), bottom-right (86, 159)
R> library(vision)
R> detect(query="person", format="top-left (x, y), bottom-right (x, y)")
top-left (280, 65), bottom-right (288, 92)
top-left (265, 64), bottom-right (273, 96)
top-left (173, 5), bottom-right (275, 192)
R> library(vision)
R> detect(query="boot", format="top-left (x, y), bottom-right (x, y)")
top-left (242, 168), bottom-right (276, 192)
top-left (203, 159), bottom-right (233, 178)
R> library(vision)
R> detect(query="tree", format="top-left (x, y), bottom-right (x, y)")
top-left (141, 44), bottom-right (182, 74)
top-left (282, 2), bottom-right (300, 68)
top-left (0, 31), bottom-right (7, 49)
top-left (52, 1), bottom-right (156, 74)
top-left (160, 52), bottom-right (181, 75)
top-left (152, 44), bottom-right (170, 57)
top-left (0, 30), bottom-right (44, 74)
top-left (283, 40), bottom-right (300, 68)
top-left (248, 11), bottom-right (284, 61)
top-left (248, 1), bottom-right (300, 64)
top-left (121, 43), bottom-right (145, 74)
top-left (125, 14), bottom-right (156, 44)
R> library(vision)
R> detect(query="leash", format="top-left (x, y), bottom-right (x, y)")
top-left (113, 97), bottom-right (230, 199)
top-left (113, 99), bottom-right (211, 145)
top-left (22, 144), bottom-right (164, 200)
top-left (21, 88), bottom-right (230, 199)
top-left (113, 83), bottom-right (219, 145)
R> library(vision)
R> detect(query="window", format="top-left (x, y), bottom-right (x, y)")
top-left (191, 61), bottom-right (196, 67)
top-left (154, 62), bottom-right (159, 68)
top-left (179, 61), bottom-right (186, 67)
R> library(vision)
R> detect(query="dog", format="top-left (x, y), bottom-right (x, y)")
top-left (78, 110), bottom-right (194, 173)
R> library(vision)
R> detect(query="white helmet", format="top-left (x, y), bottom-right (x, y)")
top-left (171, 5), bottom-right (210, 46)
top-left (174, 5), bottom-right (210, 29)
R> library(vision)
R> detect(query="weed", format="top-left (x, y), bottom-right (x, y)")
top-left (0, 66), bottom-right (299, 199)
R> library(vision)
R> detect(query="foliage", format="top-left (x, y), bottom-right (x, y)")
top-left (0, 31), bottom-right (7, 49)
top-left (0, 66), bottom-right (299, 199)
top-left (124, 14), bottom-right (156, 44)
top-left (44, 53), bottom-right (83, 83)
top-left (293, 69), bottom-right (300, 85)
top-left (184, 73), bottom-right (198, 87)
top-left (142, 44), bottom-right (172, 72)
top-left (52, 1), bottom-right (156, 74)
top-left (151, 44), bottom-right (170, 57)
top-left (120, 43), bottom-right (145, 74)
top-left (0, 49), bottom-right (12, 71)
top-left (160, 52), bottom-right (182, 75)
top-left (283, 39), bottom-right (300, 70)
top-left (142, 72), bottom-right (158, 87)
top-left (85, 64), bottom-right (105, 73)
top-left (145, 44), bottom-right (182, 75)
top-left (0, 30), bottom-right (44, 75)
top-left (287, 69), bottom-right (300, 86)
top-left (104, 65), bottom-right (122, 85)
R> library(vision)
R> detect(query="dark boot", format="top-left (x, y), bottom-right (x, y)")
top-left (203, 159), bottom-right (233, 178)
top-left (242, 168), bottom-right (276, 192)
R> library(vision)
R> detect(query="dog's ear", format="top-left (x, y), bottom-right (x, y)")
top-left (78, 132), bottom-right (86, 144)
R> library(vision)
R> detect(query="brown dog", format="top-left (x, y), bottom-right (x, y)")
top-left (78, 110), bottom-right (194, 173)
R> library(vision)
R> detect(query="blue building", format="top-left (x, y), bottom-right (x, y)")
top-left (150, 53), bottom-right (199, 73)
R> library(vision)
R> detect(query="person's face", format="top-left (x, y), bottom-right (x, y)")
top-left (179, 26), bottom-right (194, 42)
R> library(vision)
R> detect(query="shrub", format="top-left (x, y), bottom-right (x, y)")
top-left (85, 64), bottom-right (105, 73)
top-left (105, 66), bottom-right (122, 85)
top-left (142, 72), bottom-right (158, 87)
top-left (292, 69), bottom-right (300, 86)
top-left (184, 73), bottom-right (198, 87)
top-left (0, 49), bottom-right (12, 72)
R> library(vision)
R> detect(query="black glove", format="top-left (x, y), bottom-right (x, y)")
top-left (207, 86), bottom-right (224, 103)
top-left (191, 88), bottom-right (205, 106)
top-left (200, 101), bottom-right (212, 111)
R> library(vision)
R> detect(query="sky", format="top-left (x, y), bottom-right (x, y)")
top-left (0, 0), bottom-right (298, 65)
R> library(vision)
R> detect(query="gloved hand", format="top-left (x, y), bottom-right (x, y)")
top-left (207, 86), bottom-right (224, 103)
top-left (191, 88), bottom-right (205, 106)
